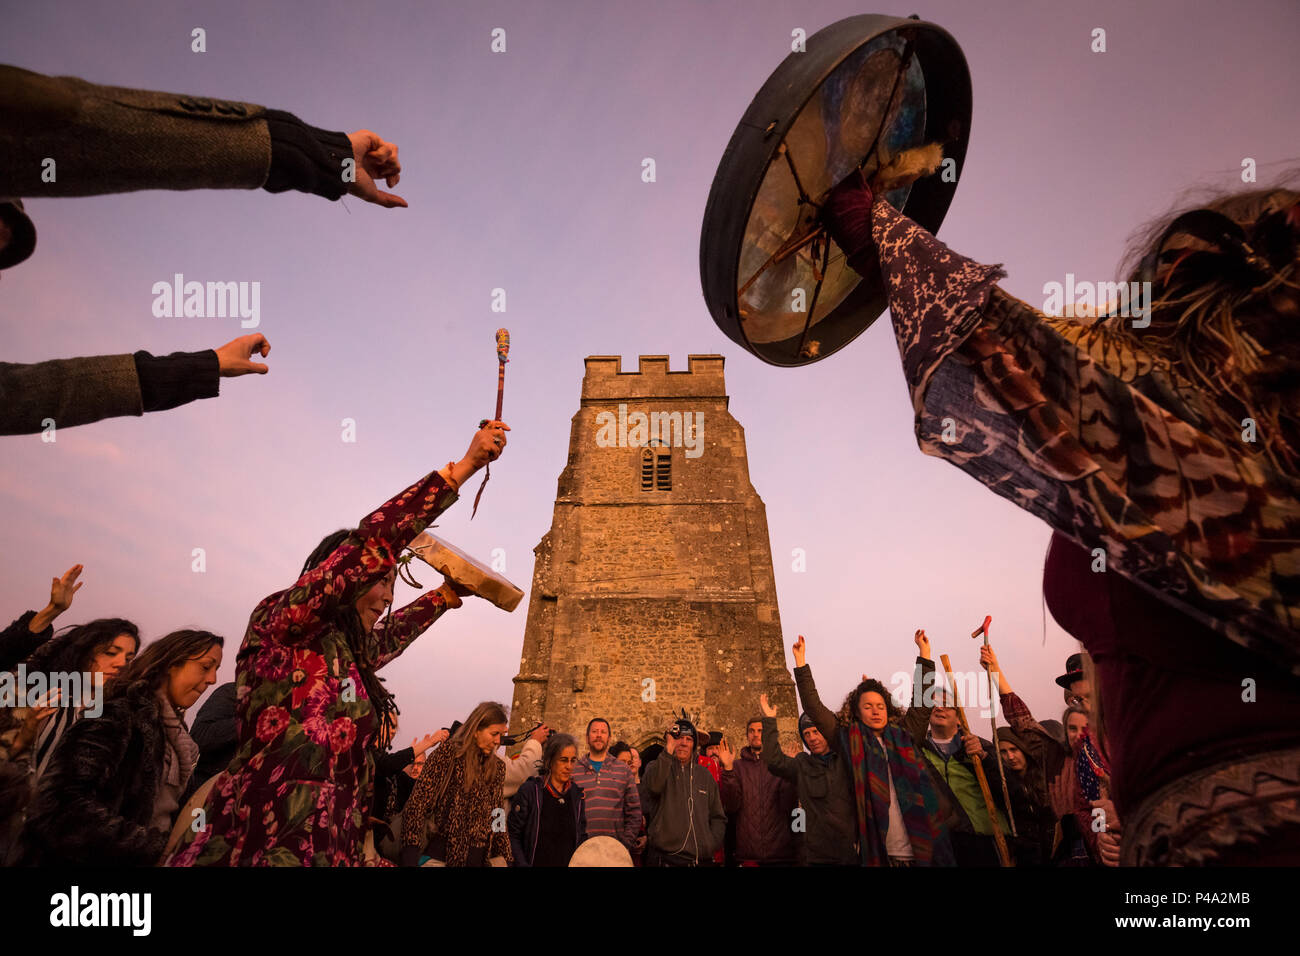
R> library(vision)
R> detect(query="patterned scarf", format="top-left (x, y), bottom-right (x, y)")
top-left (845, 721), bottom-right (952, 866)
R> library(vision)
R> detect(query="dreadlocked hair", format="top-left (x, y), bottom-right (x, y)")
top-left (302, 529), bottom-right (399, 741)
top-left (1112, 174), bottom-right (1300, 477)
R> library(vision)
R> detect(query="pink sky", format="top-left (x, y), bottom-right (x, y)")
top-left (2, 0), bottom-right (1297, 744)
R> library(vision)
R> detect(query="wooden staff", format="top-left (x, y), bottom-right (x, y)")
top-left (972, 615), bottom-right (1017, 838)
top-left (471, 328), bottom-right (509, 519)
top-left (939, 652), bottom-right (1012, 867)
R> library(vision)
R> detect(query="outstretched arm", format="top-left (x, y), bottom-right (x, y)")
top-left (0, 65), bottom-right (405, 208)
top-left (900, 630), bottom-right (937, 743)
top-left (790, 636), bottom-right (840, 749)
top-left (255, 422), bottom-right (507, 647)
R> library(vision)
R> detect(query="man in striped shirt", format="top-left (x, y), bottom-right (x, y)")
top-left (571, 718), bottom-right (643, 854)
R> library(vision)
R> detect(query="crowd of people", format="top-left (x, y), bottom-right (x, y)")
top-left (2, 65), bottom-right (1297, 868)
top-left (0, 546), bottom-right (1123, 867)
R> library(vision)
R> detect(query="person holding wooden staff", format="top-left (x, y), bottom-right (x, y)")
top-left (931, 652), bottom-right (1014, 867)
top-left (819, 157), bottom-right (1300, 865)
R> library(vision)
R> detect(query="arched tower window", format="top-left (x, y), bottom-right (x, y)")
top-left (640, 443), bottom-right (671, 491)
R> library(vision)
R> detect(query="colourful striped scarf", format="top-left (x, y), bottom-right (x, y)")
top-left (845, 721), bottom-right (953, 866)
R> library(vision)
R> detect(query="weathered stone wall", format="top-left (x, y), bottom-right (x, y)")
top-left (511, 355), bottom-right (799, 752)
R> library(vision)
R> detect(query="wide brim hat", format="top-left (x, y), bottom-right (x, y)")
top-left (1055, 653), bottom-right (1084, 689)
top-left (0, 199), bottom-right (36, 270)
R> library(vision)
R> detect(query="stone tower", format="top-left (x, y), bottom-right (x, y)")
top-left (510, 354), bottom-right (799, 754)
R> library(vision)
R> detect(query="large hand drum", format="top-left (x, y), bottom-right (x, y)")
top-left (700, 15), bottom-right (971, 367)
top-left (407, 532), bottom-right (524, 612)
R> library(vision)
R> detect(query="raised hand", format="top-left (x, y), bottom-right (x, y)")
top-left (914, 629), bottom-right (931, 659)
top-left (530, 723), bottom-right (550, 744)
top-left (980, 643), bottom-right (1012, 694)
top-left (436, 575), bottom-right (470, 609)
top-left (759, 693), bottom-right (777, 718)
top-left (413, 730), bottom-right (447, 755)
top-left (792, 635), bottom-right (807, 668)
top-left (346, 130), bottom-right (407, 208)
top-left (214, 334), bottom-right (271, 376)
top-left (466, 420), bottom-right (509, 469)
top-left (717, 736), bottom-right (735, 771)
top-left (48, 564), bottom-right (83, 613)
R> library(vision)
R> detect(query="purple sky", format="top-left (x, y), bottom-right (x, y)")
top-left (2, 0), bottom-right (1297, 744)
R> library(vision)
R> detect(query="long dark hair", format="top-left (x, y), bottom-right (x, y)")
top-left (21, 618), bottom-right (140, 679)
top-left (110, 629), bottom-right (223, 704)
top-left (302, 529), bottom-right (398, 740)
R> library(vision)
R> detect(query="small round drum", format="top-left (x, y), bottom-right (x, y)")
top-left (699, 14), bottom-right (972, 367)
top-left (407, 532), bottom-right (525, 612)
top-left (569, 835), bottom-right (633, 867)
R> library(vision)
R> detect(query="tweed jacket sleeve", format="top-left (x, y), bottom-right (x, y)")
top-left (0, 353), bottom-right (140, 435)
top-left (0, 65), bottom-right (270, 196)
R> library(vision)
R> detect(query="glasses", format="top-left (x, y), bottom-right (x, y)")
top-left (1066, 694), bottom-right (1092, 708)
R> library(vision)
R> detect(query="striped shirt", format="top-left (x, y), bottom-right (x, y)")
top-left (571, 754), bottom-right (641, 848)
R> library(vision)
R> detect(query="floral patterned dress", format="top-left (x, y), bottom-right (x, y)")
top-left (166, 468), bottom-right (458, 866)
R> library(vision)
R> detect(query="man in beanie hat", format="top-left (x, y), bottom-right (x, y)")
top-left (640, 713), bottom-right (725, 866)
top-left (755, 697), bottom-right (857, 866)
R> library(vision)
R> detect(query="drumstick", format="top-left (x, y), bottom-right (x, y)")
top-left (471, 329), bottom-right (510, 520)
top-left (939, 653), bottom-right (1012, 867)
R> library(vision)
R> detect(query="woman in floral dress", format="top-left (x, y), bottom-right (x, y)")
top-left (167, 420), bottom-right (509, 866)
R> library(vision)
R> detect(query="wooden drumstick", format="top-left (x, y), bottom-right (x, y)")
top-left (471, 329), bottom-right (509, 520)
